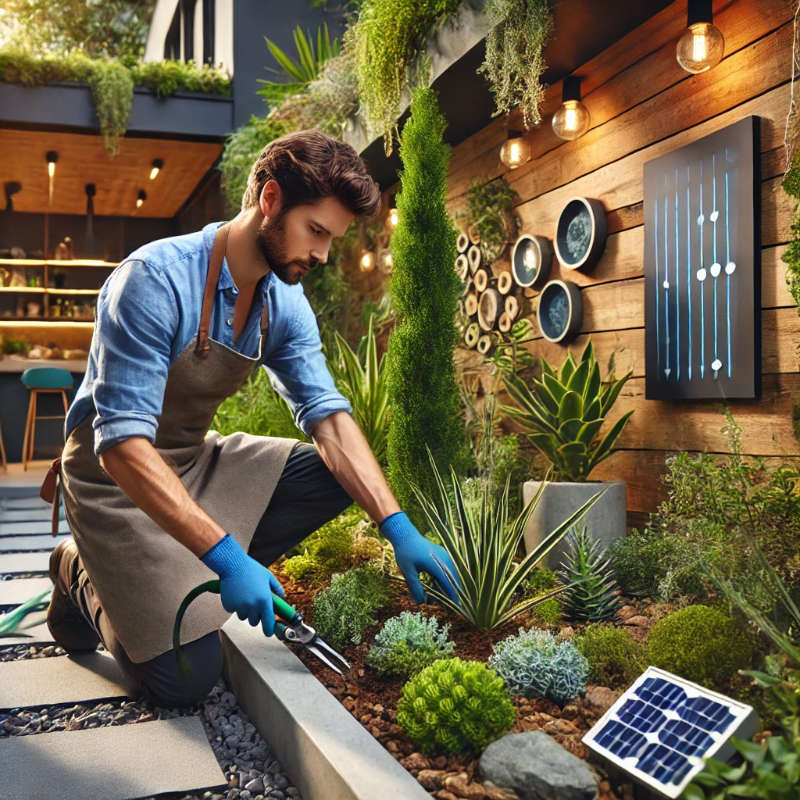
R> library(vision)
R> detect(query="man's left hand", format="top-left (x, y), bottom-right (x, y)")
top-left (379, 511), bottom-right (459, 604)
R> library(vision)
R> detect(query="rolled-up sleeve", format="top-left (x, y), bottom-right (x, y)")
top-left (91, 260), bottom-right (177, 454)
top-left (263, 292), bottom-right (351, 437)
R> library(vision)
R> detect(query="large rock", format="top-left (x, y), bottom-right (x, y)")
top-left (479, 731), bottom-right (597, 800)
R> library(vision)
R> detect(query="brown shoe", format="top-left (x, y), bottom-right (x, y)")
top-left (47, 539), bottom-right (100, 652)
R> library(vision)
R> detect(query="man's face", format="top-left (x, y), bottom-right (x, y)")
top-left (256, 194), bottom-right (354, 285)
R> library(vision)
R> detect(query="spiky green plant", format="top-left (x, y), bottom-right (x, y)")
top-left (328, 314), bottom-right (390, 466)
top-left (558, 527), bottom-right (619, 622)
top-left (503, 340), bottom-right (633, 482)
top-left (411, 454), bottom-right (601, 629)
top-left (386, 86), bottom-right (465, 510)
top-left (396, 657), bottom-right (515, 754)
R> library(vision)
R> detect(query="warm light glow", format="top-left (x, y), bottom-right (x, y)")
top-left (136, 197), bottom-right (144, 208)
top-left (499, 135), bottom-right (531, 169)
top-left (360, 250), bottom-right (375, 272)
top-left (149, 159), bottom-right (164, 180)
top-left (388, 207), bottom-right (399, 228)
top-left (381, 250), bottom-right (394, 273)
top-left (676, 21), bottom-right (724, 73)
top-left (48, 162), bottom-right (55, 178)
top-left (552, 99), bottom-right (590, 141)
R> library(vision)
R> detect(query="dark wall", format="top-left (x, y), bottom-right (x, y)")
top-left (232, 0), bottom-right (346, 128)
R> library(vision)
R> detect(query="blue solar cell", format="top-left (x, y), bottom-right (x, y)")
top-left (678, 696), bottom-right (736, 733)
top-left (637, 743), bottom-right (692, 786)
top-left (659, 719), bottom-right (713, 757)
top-left (595, 720), bottom-right (647, 759)
top-left (636, 677), bottom-right (686, 710)
top-left (617, 698), bottom-right (666, 733)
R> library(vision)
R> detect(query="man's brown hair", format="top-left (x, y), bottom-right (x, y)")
top-left (242, 129), bottom-right (381, 218)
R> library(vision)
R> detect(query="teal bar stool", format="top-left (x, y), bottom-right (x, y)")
top-left (20, 367), bottom-right (73, 471)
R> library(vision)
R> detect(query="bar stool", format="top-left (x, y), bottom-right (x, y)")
top-left (20, 367), bottom-right (73, 471)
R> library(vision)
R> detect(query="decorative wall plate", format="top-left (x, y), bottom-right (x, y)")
top-left (537, 280), bottom-right (583, 343)
top-left (554, 197), bottom-right (607, 271)
top-left (511, 234), bottom-right (553, 288)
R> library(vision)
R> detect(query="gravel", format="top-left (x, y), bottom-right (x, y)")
top-left (0, 644), bottom-right (303, 800)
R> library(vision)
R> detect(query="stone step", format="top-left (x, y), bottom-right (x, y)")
top-left (0, 551), bottom-right (50, 574)
top-left (0, 520), bottom-right (70, 536)
top-left (0, 651), bottom-right (129, 708)
top-left (0, 716), bottom-right (227, 800)
top-left (1, 508), bottom-right (64, 523)
top-left (0, 577), bottom-right (52, 605)
top-left (0, 534), bottom-right (71, 552)
top-left (0, 495), bottom-right (48, 509)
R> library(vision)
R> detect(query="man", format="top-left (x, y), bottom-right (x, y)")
top-left (47, 130), bottom-right (458, 707)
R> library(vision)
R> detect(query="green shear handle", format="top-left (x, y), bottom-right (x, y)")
top-left (172, 579), bottom-right (298, 677)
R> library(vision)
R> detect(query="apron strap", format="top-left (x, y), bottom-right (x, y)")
top-left (196, 224), bottom-right (230, 357)
top-left (39, 457), bottom-right (62, 537)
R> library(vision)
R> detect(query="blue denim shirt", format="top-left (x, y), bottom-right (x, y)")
top-left (66, 222), bottom-right (351, 455)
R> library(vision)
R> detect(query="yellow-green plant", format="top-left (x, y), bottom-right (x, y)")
top-left (412, 454), bottom-right (601, 629)
top-left (329, 314), bottom-right (390, 466)
top-left (503, 341), bottom-right (633, 482)
top-left (479, 0), bottom-right (553, 128)
top-left (87, 59), bottom-right (133, 155)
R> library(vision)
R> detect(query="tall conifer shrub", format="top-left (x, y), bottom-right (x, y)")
top-left (386, 86), bottom-right (465, 510)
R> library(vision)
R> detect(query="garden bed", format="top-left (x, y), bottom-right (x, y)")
top-left (269, 562), bottom-right (669, 800)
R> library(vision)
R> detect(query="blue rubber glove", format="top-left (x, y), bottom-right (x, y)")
top-left (380, 511), bottom-right (460, 604)
top-left (201, 534), bottom-right (285, 637)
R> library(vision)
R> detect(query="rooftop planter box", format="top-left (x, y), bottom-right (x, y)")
top-left (0, 81), bottom-right (233, 139)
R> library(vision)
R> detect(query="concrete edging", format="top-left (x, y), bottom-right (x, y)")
top-left (220, 617), bottom-right (430, 800)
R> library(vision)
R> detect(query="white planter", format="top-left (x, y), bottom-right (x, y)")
top-left (522, 480), bottom-right (627, 570)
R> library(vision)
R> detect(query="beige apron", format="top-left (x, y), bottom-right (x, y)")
top-left (60, 225), bottom-right (297, 663)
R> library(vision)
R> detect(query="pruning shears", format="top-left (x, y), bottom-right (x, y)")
top-left (173, 580), bottom-right (350, 677)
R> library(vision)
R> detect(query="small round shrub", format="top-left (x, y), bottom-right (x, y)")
top-left (575, 624), bottom-right (647, 687)
top-left (396, 658), bottom-right (515, 755)
top-left (366, 612), bottom-right (455, 677)
top-left (488, 627), bottom-right (589, 705)
top-left (522, 566), bottom-right (562, 625)
top-left (647, 604), bottom-right (754, 688)
top-left (311, 566), bottom-right (390, 651)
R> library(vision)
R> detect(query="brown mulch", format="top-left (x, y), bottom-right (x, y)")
top-left (273, 564), bottom-right (666, 800)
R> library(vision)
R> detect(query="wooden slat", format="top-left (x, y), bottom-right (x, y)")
top-left (0, 129), bottom-right (222, 218)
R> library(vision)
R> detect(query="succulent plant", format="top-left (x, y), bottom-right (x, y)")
top-left (502, 340), bottom-right (633, 482)
top-left (396, 658), bottom-right (515, 755)
top-left (366, 612), bottom-right (455, 678)
top-left (488, 627), bottom-right (589, 705)
top-left (559, 527), bottom-right (619, 622)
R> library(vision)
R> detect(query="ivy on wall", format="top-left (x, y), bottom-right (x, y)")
top-left (782, 154), bottom-right (800, 314)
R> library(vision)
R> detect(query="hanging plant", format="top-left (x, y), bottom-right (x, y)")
top-left (478, 0), bottom-right (553, 129)
top-left (350, 0), bottom-right (461, 155)
top-left (781, 153), bottom-right (800, 314)
top-left (465, 177), bottom-right (518, 262)
top-left (87, 60), bottom-right (133, 156)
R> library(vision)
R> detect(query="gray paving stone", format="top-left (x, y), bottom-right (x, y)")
top-left (0, 651), bottom-right (129, 708)
top-left (0, 496), bottom-right (49, 510)
top-left (0, 551), bottom-right (50, 574)
top-left (0, 534), bottom-right (70, 552)
top-left (0, 609), bottom-right (53, 645)
top-left (0, 577), bottom-right (52, 605)
top-left (0, 716), bottom-right (227, 800)
top-left (0, 520), bottom-right (70, 536)
top-left (0, 507), bottom-right (63, 522)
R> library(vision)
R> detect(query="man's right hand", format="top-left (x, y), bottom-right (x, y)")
top-left (200, 534), bottom-right (285, 636)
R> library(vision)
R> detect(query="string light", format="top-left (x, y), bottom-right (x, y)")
top-left (149, 159), bottom-right (163, 180)
top-left (676, 0), bottom-right (724, 74)
top-left (552, 77), bottom-right (590, 141)
top-left (499, 130), bottom-right (531, 169)
top-left (359, 250), bottom-right (376, 272)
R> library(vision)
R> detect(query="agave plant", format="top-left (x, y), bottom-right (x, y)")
top-left (503, 341), bottom-right (633, 482)
top-left (328, 315), bottom-right (390, 466)
top-left (558, 527), bottom-right (619, 622)
top-left (410, 455), bottom-right (602, 630)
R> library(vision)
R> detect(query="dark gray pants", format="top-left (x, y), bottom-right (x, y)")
top-left (88, 441), bottom-right (352, 706)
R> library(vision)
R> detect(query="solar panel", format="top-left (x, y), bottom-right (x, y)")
top-left (582, 666), bottom-right (759, 798)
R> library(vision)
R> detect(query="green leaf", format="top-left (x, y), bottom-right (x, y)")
top-left (559, 352), bottom-right (577, 384)
top-left (558, 390), bottom-right (582, 423)
top-left (557, 418), bottom-right (582, 443)
top-left (567, 359), bottom-right (590, 396)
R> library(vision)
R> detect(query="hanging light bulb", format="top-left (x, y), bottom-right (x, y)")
top-left (676, 0), bottom-right (724, 74)
top-left (46, 151), bottom-right (58, 205)
top-left (360, 250), bottom-right (376, 272)
top-left (388, 206), bottom-right (399, 228)
top-left (379, 249), bottom-right (394, 274)
top-left (499, 130), bottom-right (531, 169)
top-left (552, 77), bottom-right (590, 141)
top-left (136, 190), bottom-right (147, 209)
top-left (149, 159), bottom-right (164, 180)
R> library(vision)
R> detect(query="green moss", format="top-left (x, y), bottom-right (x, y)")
top-left (386, 85), bottom-right (466, 512)
top-left (575, 624), bottom-right (647, 687)
top-left (782, 153), bottom-right (800, 314)
top-left (647, 605), bottom-right (754, 689)
top-left (397, 658), bottom-right (515, 754)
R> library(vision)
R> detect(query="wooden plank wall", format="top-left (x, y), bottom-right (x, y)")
top-left (445, 0), bottom-right (800, 513)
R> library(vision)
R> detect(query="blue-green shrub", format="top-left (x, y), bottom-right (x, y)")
top-left (488, 627), bottom-right (588, 705)
top-left (366, 612), bottom-right (454, 677)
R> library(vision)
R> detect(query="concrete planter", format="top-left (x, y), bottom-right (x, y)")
top-left (522, 480), bottom-right (626, 569)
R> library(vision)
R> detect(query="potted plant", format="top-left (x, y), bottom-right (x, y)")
top-left (502, 340), bottom-right (633, 567)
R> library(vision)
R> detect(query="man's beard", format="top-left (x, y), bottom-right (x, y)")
top-left (256, 213), bottom-right (317, 285)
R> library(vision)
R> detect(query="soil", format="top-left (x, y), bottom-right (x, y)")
top-left (272, 563), bottom-right (669, 800)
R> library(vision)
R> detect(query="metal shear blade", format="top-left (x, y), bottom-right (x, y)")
top-left (283, 622), bottom-right (351, 674)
